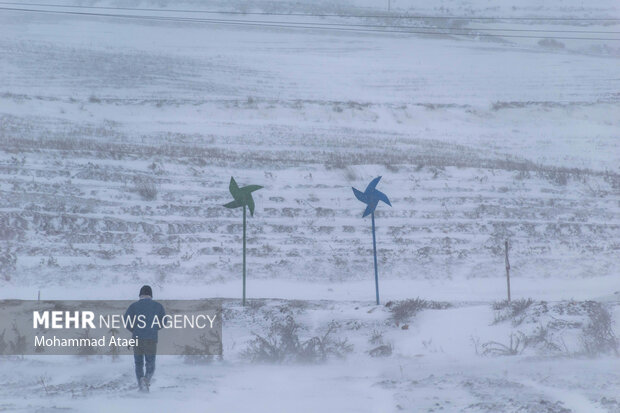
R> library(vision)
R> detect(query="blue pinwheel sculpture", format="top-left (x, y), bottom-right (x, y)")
top-left (352, 176), bottom-right (392, 305)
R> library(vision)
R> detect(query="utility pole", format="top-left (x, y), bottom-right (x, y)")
top-left (505, 240), bottom-right (511, 302)
top-left (388, 0), bottom-right (391, 12)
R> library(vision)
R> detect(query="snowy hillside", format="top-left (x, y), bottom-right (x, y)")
top-left (0, 0), bottom-right (619, 411)
top-left (0, 0), bottom-right (618, 299)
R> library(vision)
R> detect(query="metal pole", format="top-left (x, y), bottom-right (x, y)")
top-left (371, 212), bottom-right (380, 305)
top-left (243, 205), bottom-right (247, 306)
top-left (505, 240), bottom-right (511, 302)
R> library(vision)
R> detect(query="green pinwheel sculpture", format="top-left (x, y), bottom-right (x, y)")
top-left (223, 177), bottom-right (263, 306)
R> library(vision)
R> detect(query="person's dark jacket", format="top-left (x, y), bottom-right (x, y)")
top-left (124, 298), bottom-right (166, 341)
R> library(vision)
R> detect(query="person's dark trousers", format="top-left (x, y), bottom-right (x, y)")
top-left (134, 339), bottom-right (157, 385)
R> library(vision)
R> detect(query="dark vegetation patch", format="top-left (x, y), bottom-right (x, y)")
top-left (386, 298), bottom-right (452, 325)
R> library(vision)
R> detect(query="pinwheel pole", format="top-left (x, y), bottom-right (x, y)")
top-left (223, 177), bottom-right (262, 306)
top-left (371, 212), bottom-right (380, 305)
top-left (242, 204), bottom-right (247, 305)
top-left (352, 176), bottom-right (391, 305)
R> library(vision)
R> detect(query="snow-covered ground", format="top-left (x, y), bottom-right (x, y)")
top-left (0, 298), bottom-right (619, 412)
top-left (0, 0), bottom-right (619, 411)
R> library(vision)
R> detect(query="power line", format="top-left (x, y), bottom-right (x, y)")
top-left (1, 6), bottom-right (619, 41)
top-left (1, 1), bottom-right (619, 21)
top-left (8, 4), bottom-right (614, 35)
top-left (166, 16), bottom-right (620, 35)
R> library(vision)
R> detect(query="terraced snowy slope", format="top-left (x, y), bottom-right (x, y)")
top-left (0, 0), bottom-right (618, 298)
top-left (1, 2), bottom-right (619, 412)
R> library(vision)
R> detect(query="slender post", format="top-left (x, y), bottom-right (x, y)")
top-left (505, 240), bottom-right (511, 302)
top-left (243, 205), bottom-right (247, 306)
top-left (371, 212), bottom-right (380, 305)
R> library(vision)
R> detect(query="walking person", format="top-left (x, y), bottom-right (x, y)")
top-left (124, 285), bottom-right (166, 392)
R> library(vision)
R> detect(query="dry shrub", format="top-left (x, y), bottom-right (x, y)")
top-left (242, 316), bottom-right (352, 363)
top-left (581, 302), bottom-right (618, 356)
top-left (133, 175), bottom-right (158, 200)
top-left (387, 298), bottom-right (452, 324)
top-left (492, 298), bottom-right (534, 325)
top-left (481, 332), bottom-right (528, 356)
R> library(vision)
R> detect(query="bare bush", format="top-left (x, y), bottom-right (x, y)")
top-left (536, 169), bottom-right (569, 186)
top-left (46, 256), bottom-right (59, 268)
top-left (526, 324), bottom-right (566, 354)
top-left (9, 322), bottom-right (26, 357)
top-left (492, 298), bottom-right (534, 325)
top-left (0, 329), bottom-right (7, 354)
top-left (387, 298), bottom-right (452, 325)
top-left (538, 38), bottom-right (565, 49)
top-left (581, 302), bottom-right (618, 356)
top-left (344, 166), bottom-right (357, 181)
top-left (39, 375), bottom-right (50, 396)
top-left (179, 332), bottom-right (224, 364)
top-left (369, 343), bottom-right (393, 357)
top-left (486, 300), bottom-right (617, 356)
top-left (369, 329), bottom-right (384, 346)
top-left (0, 245), bottom-right (17, 281)
top-left (133, 175), bottom-right (158, 201)
top-left (481, 332), bottom-right (528, 356)
top-left (242, 316), bottom-right (352, 363)
top-left (368, 329), bottom-right (392, 357)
